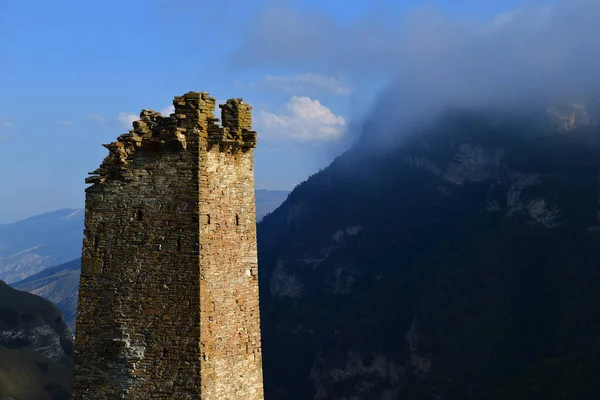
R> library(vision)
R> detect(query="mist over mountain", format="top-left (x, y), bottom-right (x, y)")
top-left (237, 0), bottom-right (600, 153)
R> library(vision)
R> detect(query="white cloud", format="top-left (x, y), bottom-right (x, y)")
top-left (86, 113), bottom-right (106, 124)
top-left (0, 119), bottom-right (13, 128)
top-left (117, 112), bottom-right (138, 128)
top-left (246, 73), bottom-right (351, 95)
top-left (160, 105), bottom-right (175, 116)
top-left (56, 120), bottom-right (73, 126)
top-left (259, 96), bottom-right (345, 142)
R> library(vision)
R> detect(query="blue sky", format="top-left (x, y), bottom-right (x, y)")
top-left (0, 0), bottom-right (563, 222)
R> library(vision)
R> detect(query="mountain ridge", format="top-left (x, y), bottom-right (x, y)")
top-left (0, 209), bottom-right (84, 284)
top-left (257, 108), bottom-right (600, 399)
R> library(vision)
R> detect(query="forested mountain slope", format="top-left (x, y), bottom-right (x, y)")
top-left (257, 107), bottom-right (600, 399)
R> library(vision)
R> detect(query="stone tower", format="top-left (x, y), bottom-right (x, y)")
top-left (71, 92), bottom-right (264, 399)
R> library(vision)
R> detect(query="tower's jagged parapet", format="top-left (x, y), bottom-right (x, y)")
top-left (72, 91), bottom-right (264, 399)
top-left (208, 98), bottom-right (257, 150)
top-left (86, 92), bottom-right (257, 185)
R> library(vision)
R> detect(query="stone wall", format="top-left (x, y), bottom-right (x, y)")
top-left (71, 92), bottom-right (263, 399)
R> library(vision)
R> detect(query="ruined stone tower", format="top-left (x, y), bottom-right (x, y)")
top-left (71, 92), bottom-right (264, 399)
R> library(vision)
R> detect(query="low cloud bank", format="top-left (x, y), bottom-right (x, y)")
top-left (237, 0), bottom-right (600, 146)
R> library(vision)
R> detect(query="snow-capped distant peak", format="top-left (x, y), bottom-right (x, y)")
top-left (58, 209), bottom-right (82, 220)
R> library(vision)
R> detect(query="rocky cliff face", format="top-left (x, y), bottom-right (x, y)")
top-left (0, 281), bottom-right (73, 399)
top-left (0, 281), bottom-right (73, 367)
top-left (258, 109), bottom-right (600, 399)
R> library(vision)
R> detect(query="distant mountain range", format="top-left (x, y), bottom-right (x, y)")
top-left (12, 259), bottom-right (81, 331)
top-left (1, 190), bottom-right (289, 287)
top-left (0, 209), bottom-right (84, 284)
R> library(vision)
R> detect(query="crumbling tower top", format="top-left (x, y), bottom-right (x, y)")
top-left (86, 91), bottom-right (257, 185)
top-left (220, 98), bottom-right (253, 130)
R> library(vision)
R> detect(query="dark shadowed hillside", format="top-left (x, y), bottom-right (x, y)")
top-left (257, 107), bottom-right (600, 399)
top-left (0, 281), bottom-right (73, 400)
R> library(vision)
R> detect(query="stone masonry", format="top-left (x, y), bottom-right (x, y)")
top-left (71, 92), bottom-right (264, 399)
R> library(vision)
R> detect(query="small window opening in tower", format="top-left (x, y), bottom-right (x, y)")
top-left (135, 209), bottom-right (143, 221)
top-left (207, 214), bottom-right (211, 225)
top-left (162, 348), bottom-right (168, 357)
top-left (177, 236), bottom-right (182, 251)
top-left (235, 214), bottom-right (240, 226)
top-left (93, 236), bottom-right (99, 250)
